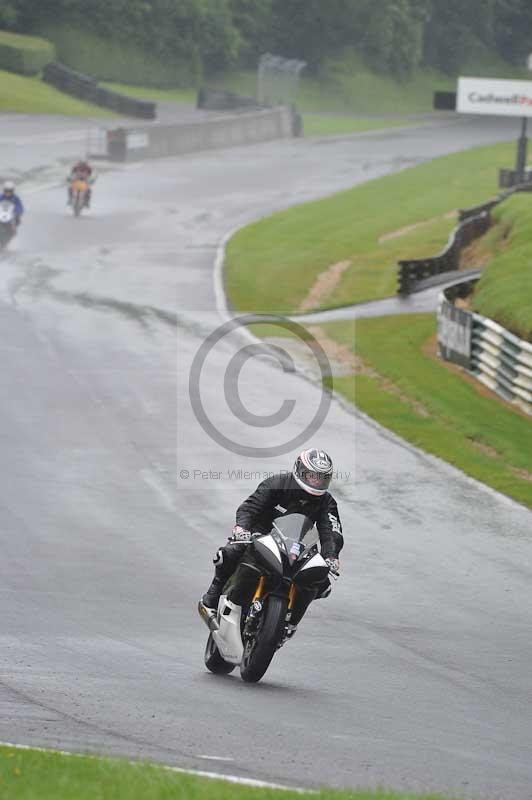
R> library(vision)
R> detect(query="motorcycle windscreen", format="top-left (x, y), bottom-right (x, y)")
top-left (0, 201), bottom-right (14, 223)
top-left (271, 513), bottom-right (317, 547)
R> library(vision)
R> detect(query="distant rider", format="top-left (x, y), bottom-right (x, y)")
top-left (0, 181), bottom-right (24, 227)
top-left (200, 448), bottom-right (344, 636)
top-left (67, 160), bottom-right (94, 207)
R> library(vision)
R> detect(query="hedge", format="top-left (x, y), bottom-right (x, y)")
top-left (0, 30), bottom-right (55, 75)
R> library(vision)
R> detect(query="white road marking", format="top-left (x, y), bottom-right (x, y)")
top-left (213, 225), bottom-right (266, 350)
top-left (213, 226), bottom-right (240, 324)
top-left (196, 754), bottom-right (235, 761)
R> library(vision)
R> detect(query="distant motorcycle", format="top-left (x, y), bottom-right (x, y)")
top-left (198, 513), bottom-right (330, 683)
top-left (0, 200), bottom-right (17, 249)
top-left (70, 177), bottom-right (91, 217)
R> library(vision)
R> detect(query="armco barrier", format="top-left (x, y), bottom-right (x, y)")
top-left (105, 107), bottom-right (295, 162)
top-left (437, 280), bottom-right (532, 415)
top-left (197, 87), bottom-right (259, 112)
top-left (43, 62), bottom-right (156, 120)
top-left (471, 315), bottom-right (532, 414)
top-left (398, 211), bottom-right (491, 295)
top-left (399, 182), bottom-right (532, 295)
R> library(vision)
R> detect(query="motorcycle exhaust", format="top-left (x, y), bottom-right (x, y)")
top-left (197, 601), bottom-right (219, 632)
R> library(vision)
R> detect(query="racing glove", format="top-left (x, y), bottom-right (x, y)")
top-left (325, 557), bottom-right (340, 577)
top-left (229, 525), bottom-right (252, 543)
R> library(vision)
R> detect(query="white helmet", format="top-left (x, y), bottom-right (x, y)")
top-left (3, 181), bottom-right (15, 193)
top-left (293, 448), bottom-right (334, 496)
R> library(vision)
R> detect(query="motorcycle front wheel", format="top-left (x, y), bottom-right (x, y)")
top-left (240, 595), bottom-right (287, 683)
top-left (204, 632), bottom-right (235, 675)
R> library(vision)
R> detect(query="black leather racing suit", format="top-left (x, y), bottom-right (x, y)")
top-left (214, 473), bottom-right (344, 624)
top-left (236, 472), bottom-right (343, 556)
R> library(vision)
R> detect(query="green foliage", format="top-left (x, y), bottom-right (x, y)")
top-left (2, 0), bottom-right (532, 85)
top-left (231, 0), bottom-right (273, 64)
top-left (0, 29), bottom-right (54, 74)
top-left (270, 0), bottom-right (364, 74)
top-left (40, 25), bottom-right (200, 88)
top-left (424, 0), bottom-right (491, 73)
top-left (0, 1), bottom-right (17, 28)
top-left (494, 0), bottom-right (532, 65)
top-left (18, 0), bottom-right (240, 83)
top-left (364, 0), bottom-right (426, 77)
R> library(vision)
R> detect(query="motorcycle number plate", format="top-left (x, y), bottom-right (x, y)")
top-left (289, 542), bottom-right (302, 562)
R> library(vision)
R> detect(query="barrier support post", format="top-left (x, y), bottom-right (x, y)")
top-left (515, 116), bottom-right (528, 182)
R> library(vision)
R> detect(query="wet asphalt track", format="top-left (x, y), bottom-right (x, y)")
top-left (1, 113), bottom-right (532, 799)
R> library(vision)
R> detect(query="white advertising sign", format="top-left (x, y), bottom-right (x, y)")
top-left (457, 77), bottom-right (532, 117)
top-left (127, 132), bottom-right (150, 150)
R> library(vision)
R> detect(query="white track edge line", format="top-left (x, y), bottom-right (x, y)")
top-left (0, 741), bottom-right (311, 793)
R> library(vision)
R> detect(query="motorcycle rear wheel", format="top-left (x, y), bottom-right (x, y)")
top-left (204, 632), bottom-right (235, 675)
top-left (240, 595), bottom-right (287, 683)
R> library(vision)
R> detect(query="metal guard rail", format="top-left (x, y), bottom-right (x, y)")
top-left (398, 211), bottom-right (491, 295)
top-left (43, 62), bottom-right (156, 120)
top-left (399, 182), bottom-right (532, 295)
top-left (438, 280), bottom-right (532, 416)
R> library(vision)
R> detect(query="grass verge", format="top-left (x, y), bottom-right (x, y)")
top-left (472, 193), bottom-right (532, 341)
top-left (0, 69), bottom-right (115, 116)
top-left (318, 315), bottom-right (532, 508)
top-left (302, 115), bottom-right (416, 137)
top-left (0, 745), bottom-right (456, 800)
top-left (99, 87), bottom-right (415, 137)
top-left (217, 53), bottom-right (529, 115)
top-left (102, 81), bottom-right (197, 105)
top-left (225, 142), bottom-right (517, 316)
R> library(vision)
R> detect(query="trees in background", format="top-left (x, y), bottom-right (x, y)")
top-left (1, 0), bottom-right (531, 82)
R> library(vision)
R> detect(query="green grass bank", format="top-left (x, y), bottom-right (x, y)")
top-left (249, 316), bottom-right (532, 508)
top-left (225, 142), bottom-right (517, 315)
top-left (230, 142), bottom-right (532, 506)
top-left (472, 193), bottom-right (532, 341)
top-left (0, 68), bottom-right (114, 115)
top-left (322, 315), bottom-right (532, 508)
top-left (0, 29), bottom-right (55, 75)
top-left (0, 745), bottom-right (457, 800)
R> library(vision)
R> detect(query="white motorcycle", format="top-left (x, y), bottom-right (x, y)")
top-left (198, 513), bottom-right (330, 683)
top-left (0, 201), bottom-right (17, 250)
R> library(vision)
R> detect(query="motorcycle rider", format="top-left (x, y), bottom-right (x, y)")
top-left (0, 181), bottom-right (24, 227)
top-left (67, 159), bottom-right (94, 207)
top-left (200, 449), bottom-right (343, 635)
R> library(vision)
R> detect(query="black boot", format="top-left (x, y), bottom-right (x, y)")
top-left (201, 574), bottom-right (225, 609)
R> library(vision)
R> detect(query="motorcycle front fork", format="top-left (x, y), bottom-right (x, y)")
top-left (245, 577), bottom-right (297, 646)
top-left (250, 577), bottom-right (297, 613)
